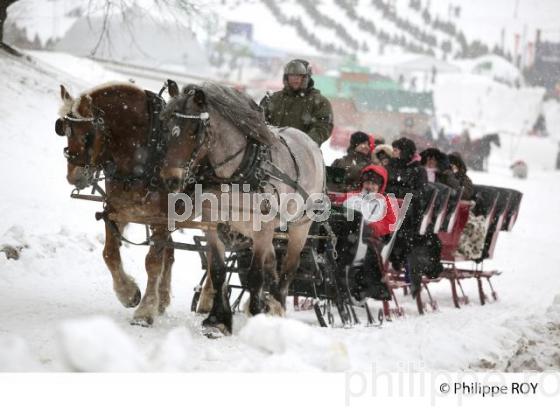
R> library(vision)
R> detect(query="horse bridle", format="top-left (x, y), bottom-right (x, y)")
top-left (55, 109), bottom-right (108, 168)
top-left (170, 110), bottom-right (213, 189)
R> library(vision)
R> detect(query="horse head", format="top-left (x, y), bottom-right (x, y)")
top-left (55, 85), bottom-right (107, 189)
top-left (489, 133), bottom-right (501, 147)
top-left (159, 80), bottom-right (211, 192)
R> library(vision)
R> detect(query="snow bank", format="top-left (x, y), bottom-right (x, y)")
top-left (28, 51), bottom-right (128, 87)
top-left (454, 54), bottom-right (523, 86)
top-left (498, 295), bottom-right (560, 372)
top-left (434, 73), bottom-right (545, 135)
top-left (0, 335), bottom-right (41, 371)
top-left (149, 327), bottom-right (199, 371)
top-left (239, 315), bottom-right (350, 371)
top-left (57, 316), bottom-right (147, 371)
top-left (543, 100), bottom-right (560, 140)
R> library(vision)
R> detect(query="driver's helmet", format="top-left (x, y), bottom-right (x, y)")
top-left (283, 59), bottom-right (312, 89)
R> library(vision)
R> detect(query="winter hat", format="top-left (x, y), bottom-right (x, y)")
top-left (360, 165), bottom-right (388, 193)
top-left (420, 148), bottom-right (444, 165)
top-left (361, 170), bottom-right (384, 186)
top-left (391, 137), bottom-right (416, 162)
top-left (348, 131), bottom-right (370, 152)
top-left (448, 152), bottom-right (467, 173)
top-left (421, 148), bottom-right (452, 171)
top-left (374, 144), bottom-right (393, 160)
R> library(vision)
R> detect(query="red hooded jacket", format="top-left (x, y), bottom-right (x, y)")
top-left (335, 165), bottom-right (397, 237)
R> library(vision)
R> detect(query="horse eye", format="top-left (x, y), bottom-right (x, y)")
top-left (172, 126), bottom-right (181, 138)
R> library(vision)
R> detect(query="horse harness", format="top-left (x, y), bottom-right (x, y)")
top-left (57, 90), bottom-right (167, 193)
top-left (106, 90), bottom-right (167, 192)
top-left (171, 111), bottom-right (311, 203)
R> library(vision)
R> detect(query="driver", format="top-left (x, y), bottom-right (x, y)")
top-left (260, 59), bottom-right (333, 146)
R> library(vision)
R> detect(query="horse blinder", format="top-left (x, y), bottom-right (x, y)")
top-left (55, 118), bottom-right (64, 136)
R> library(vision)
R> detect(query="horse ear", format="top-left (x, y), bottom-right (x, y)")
top-left (193, 89), bottom-right (206, 107)
top-left (60, 85), bottom-right (73, 102)
top-left (167, 79), bottom-right (179, 98)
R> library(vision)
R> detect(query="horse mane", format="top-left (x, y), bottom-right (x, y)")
top-left (58, 82), bottom-right (144, 118)
top-left (184, 82), bottom-right (275, 145)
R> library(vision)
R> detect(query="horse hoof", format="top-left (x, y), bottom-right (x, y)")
top-left (130, 316), bottom-right (153, 327)
top-left (130, 289), bottom-right (142, 307)
top-left (202, 316), bottom-right (231, 337)
top-left (201, 323), bottom-right (230, 338)
top-left (121, 289), bottom-right (141, 308)
top-left (264, 294), bottom-right (285, 317)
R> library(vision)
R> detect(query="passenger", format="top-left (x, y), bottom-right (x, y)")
top-left (448, 152), bottom-right (474, 200)
top-left (357, 165), bottom-right (397, 237)
top-left (331, 131), bottom-right (378, 191)
top-left (345, 165), bottom-right (396, 301)
top-left (446, 152), bottom-right (486, 260)
top-left (373, 144), bottom-right (393, 168)
top-left (419, 148), bottom-right (461, 191)
top-left (385, 137), bottom-right (427, 199)
top-left (386, 138), bottom-right (445, 297)
top-left (385, 138), bottom-right (426, 270)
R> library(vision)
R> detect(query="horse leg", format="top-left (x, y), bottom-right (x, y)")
top-left (132, 225), bottom-right (167, 326)
top-left (102, 221), bottom-right (141, 308)
top-left (274, 221), bottom-right (311, 309)
top-left (246, 228), bottom-right (279, 316)
top-left (196, 271), bottom-right (215, 314)
top-left (202, 230), bottom-right (232, 336)
top-left (158, 231), bottom-right (174, 315)
top-left (262, 244), bottom-right (283, 315)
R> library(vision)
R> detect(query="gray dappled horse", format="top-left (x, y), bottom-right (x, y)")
top-left (160, 81), bottom-right (325, 336)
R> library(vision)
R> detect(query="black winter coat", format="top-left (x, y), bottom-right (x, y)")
top-left (385, 158), bottom-right (428, 199)
top-left (453, 171), bottom-right (474, 200)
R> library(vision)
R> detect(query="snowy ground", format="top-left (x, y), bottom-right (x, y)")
top-left (1, 49), bottom-right (560, 372)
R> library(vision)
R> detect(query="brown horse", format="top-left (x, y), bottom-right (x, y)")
top-left (55, 82), bottom-right (176, 326)
top-left (464, 133), bottom-right (501, 172)
top-left (159, 81), bottom-right (326, 337)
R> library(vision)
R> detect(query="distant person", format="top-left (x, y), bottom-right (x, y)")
top-left (260, 59), bottom-right (333, 146)
top-left (531, 113), bottom-right (548, 137)
top-left (510, 160), bottom-right (528, 179)
top-left (409, 77), bottom-right (417, 91)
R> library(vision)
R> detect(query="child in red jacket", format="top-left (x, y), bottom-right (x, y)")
top-left (342, 164), bottom-right (397, 238)
top-left (342, 165), bottom-right (397, 301)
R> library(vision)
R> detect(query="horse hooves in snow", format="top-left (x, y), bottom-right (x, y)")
top-left (130, 316), bottom-right (153, 327)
